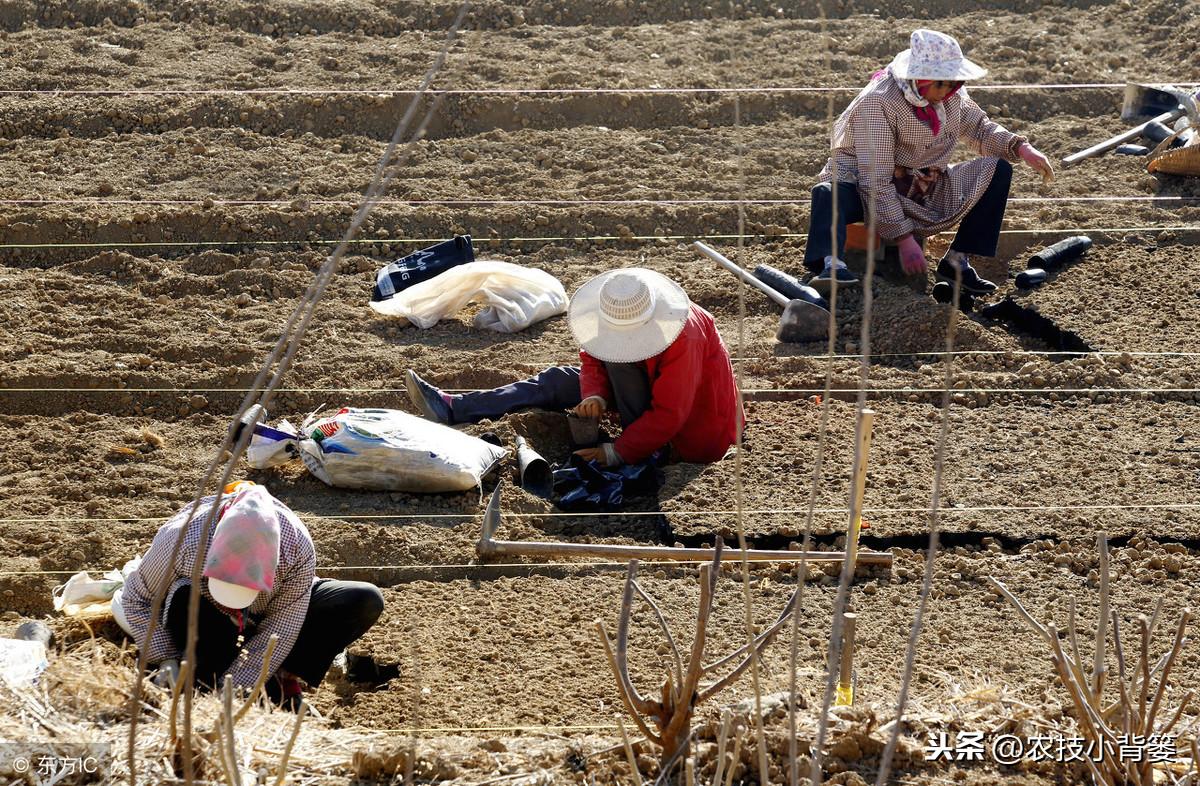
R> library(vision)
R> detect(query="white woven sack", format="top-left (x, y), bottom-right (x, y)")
top-left (299, 408), bottom-right (507, 492)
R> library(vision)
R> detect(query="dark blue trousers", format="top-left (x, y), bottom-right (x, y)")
top-left (451, 364), bottom-right (651, 428)
top-left (802, 159), bottom-right (1013, 273)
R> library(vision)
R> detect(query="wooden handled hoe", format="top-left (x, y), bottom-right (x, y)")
top-left (693, 241), bottom-right (829, 344)
top-left (475, 483), bottom-right (893, 566)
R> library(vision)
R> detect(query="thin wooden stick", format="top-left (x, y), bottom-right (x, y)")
top-left (837, 613), bottom-right (858, 704)
top-left (617, 716), bottom-right (645, 786)
top-left (726, 45), bottom-right (769, 786)
top-left (1120, 597), bottom-right (1167, 714)
top-left (988, 578), bottom-right (1054, 644)
top-left (1144, 610), bottom-right (1191, 733)
top-left (234, 635), bottom-right (278, 724)
top-left (699, 595), bottom-right (798, 702)
top-left (168, 659), bottom-right (192, 747)
top-left (1112, 611), bottom-right (1127, 683)
top-left (1058, 597), bottom-right (1096, 706)
top-left (724, 729), bottom-right (743, 786)
top-left (685, 757), bottom-right (695, 786)
top-left (1138, 615), bottom-right (1152, 727)
top-left (712, 710), bottom-right (732, 786)
top-left (1159, 689), bottom-right (1193, 735)
top-left (221, 676), bottom-right (243, 786)
top-left (1068, 598), bottom-right (1083, 676)
top-left (1147, 597), bottom-right (1166, 642)
top-left (1050, 630), bottom-right (1122, 754)
top-left (632, 580), bottom-right (684, 697)
top-left (596, 621), bottom-right (661, 745)
top-left (616, 562), bottom-right (657, 715)
top-left (272, 700), bottom-right (306, 786)
top-left (703, 591), bottom-right (798, 675)
top-left (1094, 532), bottom-right (1110, 699)
top-left (1111, 614), bottom-right (1136, 736)
top-left (845, 410), bottom-right (875, 569)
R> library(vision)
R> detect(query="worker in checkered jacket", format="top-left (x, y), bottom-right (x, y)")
top-left (113, 483), bottom-right (383, 708)
top-left (802, 29), bottom-right (1054, 295)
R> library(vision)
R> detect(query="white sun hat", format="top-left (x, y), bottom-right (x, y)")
top-left (567, 268), bottom-right (691, 363)
top-left (890, 29), bottom-right (987, 81)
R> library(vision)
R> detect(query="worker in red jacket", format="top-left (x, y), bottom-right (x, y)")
top-left (406, 268), bottom-right (742, 465)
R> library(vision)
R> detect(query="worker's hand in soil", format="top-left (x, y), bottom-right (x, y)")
top-left (898, 234), bottom-right (927, 276)
top-left (573, 396), bottom-right (605, 419)
top-left (574, 447), bottom-right (616, 466)
top-left (1018, 142), bottom-right (1055, 184)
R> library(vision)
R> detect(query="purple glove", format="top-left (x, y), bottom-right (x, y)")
top-left (898, 234), bottom-right (926, 276)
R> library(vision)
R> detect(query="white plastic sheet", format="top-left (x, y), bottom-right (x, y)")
top-left (0, 639), bottom-right (47, 688)
top-left (368, 260), bottom-right (567, 332)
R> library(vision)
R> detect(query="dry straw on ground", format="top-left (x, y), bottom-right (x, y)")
top-left (0, 637), bottom-right (367, 785)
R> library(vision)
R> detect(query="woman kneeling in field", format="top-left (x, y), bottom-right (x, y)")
top-left (802, 29), bottom-right (1054, 295)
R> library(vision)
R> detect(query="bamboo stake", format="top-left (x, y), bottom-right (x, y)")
top-left (835, 614), bottom-right (857, 706)
top-left (845, 410), bottom-right (875, 569)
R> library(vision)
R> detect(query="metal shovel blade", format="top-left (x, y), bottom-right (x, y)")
top-left (777, 299), bottom-right (829, 343)
top-left (1121, 83), bottom-right (1186, 123)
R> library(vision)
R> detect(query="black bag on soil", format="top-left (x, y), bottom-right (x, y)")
top-left (371, 235), bottom-right (474, 302)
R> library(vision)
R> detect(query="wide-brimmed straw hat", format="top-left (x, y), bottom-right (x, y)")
top-left (568, 268), bottom-right (690, 363)
top-left (890, 29), bottom-right (987, 81)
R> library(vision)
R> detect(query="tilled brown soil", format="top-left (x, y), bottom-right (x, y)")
top-left (3, 0), bottom-right (1200, 783)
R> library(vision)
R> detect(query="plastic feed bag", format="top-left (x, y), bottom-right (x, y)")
top-left (369, 260), bottom-right (568, 333)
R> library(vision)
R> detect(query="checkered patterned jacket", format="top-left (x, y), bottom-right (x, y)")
top-left (121, 494), bottom-right (316, 689)
top-left (821, 76), bottom-right (1026, 241)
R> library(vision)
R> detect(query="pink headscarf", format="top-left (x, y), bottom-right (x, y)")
top-left (203, 485), bottom-right (280, 601)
